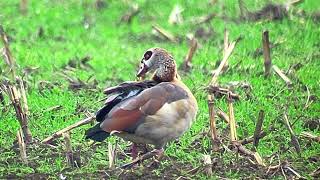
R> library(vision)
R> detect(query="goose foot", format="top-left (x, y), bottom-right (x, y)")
top-left (120, 148), bottom-right (164, 169)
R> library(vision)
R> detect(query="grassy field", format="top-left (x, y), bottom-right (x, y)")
top-left (0, 0), bottom-right (319, 179)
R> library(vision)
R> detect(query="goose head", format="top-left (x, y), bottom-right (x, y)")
top-left (137, 48), bottom-right (177, 82)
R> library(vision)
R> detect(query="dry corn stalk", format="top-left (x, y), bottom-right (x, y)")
top-left (228, 92), bottom-right (237, 142)
top-left (208, 95), bottom-right (218, 140)
top-left (63, 132), bottom-right (75, 167)
top-left (6, 84), bottom-right (32, 142)
top-left (1, 25), bottom-right (32, 143)
top-left (216, 108), bottom-right (230, 123)
top-left (208, 95), bottom-right (220, 151)
top-left (283, 113), bottom-right (301, 154)
top-left (17, 129), bottom-right (28, 164)
top-left (253, 110), bottom-right (265, 149)
top-left (0, 25), bottom-right (16, 77)
top-left (210, 39), bottom-right (238, 86)
top-left (262, 30), bottom-right (272, 77)
top-left (108, 141), bottom-right (117, 169)
top-left (181, 37), bottom-right (198, 71)
top-left (222, 28), bottom-right (230, 71)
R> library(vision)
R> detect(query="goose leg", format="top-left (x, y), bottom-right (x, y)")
top-left (131, 143), bottom-right (138, 160)
top-left (147, 148), bottom-right (164, 168)
top-left (121, 148), bottom-right (164, 169)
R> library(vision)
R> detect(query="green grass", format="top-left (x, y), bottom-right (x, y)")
top-left (0, 0), bottom-right (319, 179)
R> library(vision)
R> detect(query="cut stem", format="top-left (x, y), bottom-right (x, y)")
top-left (108, 141), bottom-right (117, 169)
top-left (181, 37), bottom-right (198, 71)
top-left (228, 92), bottom-right (237, 142)
top-left (283, 113), bottom-right (301, 154)
top-left (210, 38), bottom-right (238, 85)
top-left (63, 132), bottom-right (75, 167)
top-left (208, 95), bottom-right (220, 151)
top-left (262, 30), bottom-right (272, 77)
top-left (17, 129), bottom-right (28, 164)
top-left (216, 107), bottom-right (230, 123)
top-left (253, 110), bottom-right (265, 149)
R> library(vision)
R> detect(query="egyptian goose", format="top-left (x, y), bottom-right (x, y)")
top-left (85, 47), bottom-right (198, 159)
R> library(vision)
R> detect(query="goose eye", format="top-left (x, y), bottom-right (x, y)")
top-left (144, 51), bottom-right (152, 60)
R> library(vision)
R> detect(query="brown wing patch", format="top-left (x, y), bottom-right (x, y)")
top-left (141, 98), bottom-right (166, 114)
top-left (101, 109), bottom-right (143, 132)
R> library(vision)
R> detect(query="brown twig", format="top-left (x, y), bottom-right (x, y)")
top-left (180, 37), bottom-right (198, 72)
top-left (273, 65), bottom-right (293, 86)
top-left (262, 30), bottom-right (272, 77)
top-left (17, 129), bottom-right (28, 164)
top-left (152, 24), bottom-right (178, 43)
top-left (239, 131), bottom-right (268, 145)
top-left (208, 95), bottom-right (220, 151)
top-left (231, 141), bottom-right (265, 166)
top-left (228, 92), bottom-right (237, 142)
top-left (210, 37), bottom-right (239, 86)
top-left (42, 116), bottom-right (95, 144)
top-left (283, 113), bottom-right (301, 154)
top-left (253, 110), bottom-right (265, 149)
top-left (216, 107), bottom-right (229, 123)
top-left (63, 132), bottom-right (75, 167)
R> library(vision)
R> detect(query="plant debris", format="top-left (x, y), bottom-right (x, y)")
top-left (168, 4), bottom-right (184, 25)
top-left (180, 36), bottom-right (198, 72)
top-left (120, 4), bottom-right (139, 24)
top-left (152, 24), bottom-right (178, 43)
top-left (207, 85), bottom-right (240, 100)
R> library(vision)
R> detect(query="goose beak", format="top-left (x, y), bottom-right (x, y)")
top-left (137, 62), bottom-right (149, 77)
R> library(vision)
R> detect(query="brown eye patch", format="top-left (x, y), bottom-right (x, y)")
top-left (144, 51), bottom-right (152, 60)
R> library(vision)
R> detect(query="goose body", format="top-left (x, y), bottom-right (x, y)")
top-left (85, 48), bottom-right (198, 151)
